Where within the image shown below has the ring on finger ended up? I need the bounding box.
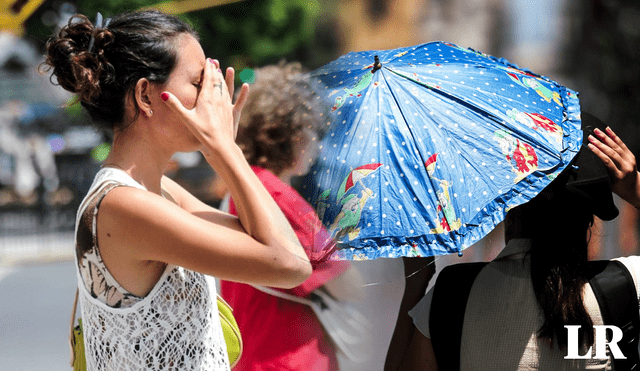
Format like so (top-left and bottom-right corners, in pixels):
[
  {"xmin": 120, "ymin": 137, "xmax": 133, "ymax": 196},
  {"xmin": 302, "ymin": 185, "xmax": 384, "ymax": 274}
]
[{"xmin": 213, "ymin": 83, "xmax": 224, "ymax": 95}]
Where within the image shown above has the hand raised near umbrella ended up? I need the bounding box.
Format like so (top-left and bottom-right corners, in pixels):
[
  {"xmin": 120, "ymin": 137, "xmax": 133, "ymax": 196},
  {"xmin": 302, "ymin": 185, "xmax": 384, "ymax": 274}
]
[{"xmin": 588, "ymin": 127, "xmax": 640, "ymax": 208}]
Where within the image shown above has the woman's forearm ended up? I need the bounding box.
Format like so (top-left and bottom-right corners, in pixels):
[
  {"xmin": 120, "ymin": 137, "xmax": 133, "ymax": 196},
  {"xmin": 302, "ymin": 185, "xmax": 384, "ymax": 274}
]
[{"xmin": 203, "ymin": 143, "xmax": 310, "ymax": 265}]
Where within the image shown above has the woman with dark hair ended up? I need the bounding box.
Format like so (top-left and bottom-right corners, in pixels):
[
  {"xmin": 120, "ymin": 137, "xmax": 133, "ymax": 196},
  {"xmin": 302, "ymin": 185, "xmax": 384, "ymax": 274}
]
[
  {"xmin": 42, "ymin": 10, "xmax": 311, "ymax": 370},
  {"xmin": 219, "ymin": 62, "xmax": 363, "ymax": 370},
  {"xmin": 395, "ymin": 114, "xmax": 640, "ymax": 370}
]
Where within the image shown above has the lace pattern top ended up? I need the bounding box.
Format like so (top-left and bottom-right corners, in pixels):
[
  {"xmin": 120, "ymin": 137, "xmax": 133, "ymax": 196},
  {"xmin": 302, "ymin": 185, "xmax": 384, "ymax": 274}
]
[{"xmin": 74, "ymin": 167, "xmax": 230, "ymax": 370}]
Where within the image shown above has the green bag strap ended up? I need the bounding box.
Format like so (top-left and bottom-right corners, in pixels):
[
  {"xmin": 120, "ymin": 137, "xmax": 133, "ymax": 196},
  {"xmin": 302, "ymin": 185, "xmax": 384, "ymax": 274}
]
[
  {"xmin": 69, "ymin": 288, "xmax": 79, "ymax": 367},
  {"xmin": 429, "ymin": 262, "xmax": 487, "ymax": 371},
  {"xmin": 69, "ymin": 288, "xmax": 87, "ymax": 371},
  {"xmin": 588, "ymin": 260, "xmax": 640, "ymax": 371}
]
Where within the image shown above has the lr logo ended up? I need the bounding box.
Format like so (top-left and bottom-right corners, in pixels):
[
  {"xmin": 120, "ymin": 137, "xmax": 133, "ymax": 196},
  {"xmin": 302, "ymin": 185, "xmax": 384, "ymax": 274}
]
[{"xmin": 564, "ymin": 325, "xmax": 626, "ymax": 359}]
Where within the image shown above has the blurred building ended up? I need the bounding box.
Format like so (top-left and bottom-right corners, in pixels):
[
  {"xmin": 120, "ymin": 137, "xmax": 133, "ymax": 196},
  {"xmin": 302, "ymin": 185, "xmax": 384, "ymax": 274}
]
[{"xmin": 332, "ymin": 0, "xmax": 507, "ymax": 58}]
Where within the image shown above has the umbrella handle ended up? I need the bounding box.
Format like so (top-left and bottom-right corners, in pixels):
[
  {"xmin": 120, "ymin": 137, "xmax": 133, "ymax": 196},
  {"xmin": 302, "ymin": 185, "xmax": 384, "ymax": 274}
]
[{"xmin": 372, "ymin": 55, "xmax": 382, "ymax": 73}]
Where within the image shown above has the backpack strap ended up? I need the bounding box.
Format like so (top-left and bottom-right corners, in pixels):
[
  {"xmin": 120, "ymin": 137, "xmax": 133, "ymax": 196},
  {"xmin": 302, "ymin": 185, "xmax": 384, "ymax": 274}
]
[
  {"xmin": 588, "ymin": 260, "xmax": 640, "ymax": 371},
  {"xmin": 429, "ymin": 262, "xmax": 487, "ymax": 371},
  {"xmin": 429, "ymin": 260, "xmax": 640, "ymax": 370}
]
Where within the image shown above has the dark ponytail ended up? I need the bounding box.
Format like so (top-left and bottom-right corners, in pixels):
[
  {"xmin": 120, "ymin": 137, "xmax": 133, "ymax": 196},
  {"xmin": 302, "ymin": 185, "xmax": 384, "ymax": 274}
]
[
  {"xmin": 41, "ymin": 10, "xmax": 198, "ymax": 131},
  {"xmin": 520, "ymin": 181, "xmax": 595, "ymax": 349}
]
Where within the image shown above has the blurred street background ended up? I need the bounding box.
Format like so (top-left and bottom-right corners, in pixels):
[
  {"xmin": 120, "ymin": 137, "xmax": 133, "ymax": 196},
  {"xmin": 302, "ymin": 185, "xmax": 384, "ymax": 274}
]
[{"xmin": 0, "ymin": 0, "xmax": 639, "ymax": 370}]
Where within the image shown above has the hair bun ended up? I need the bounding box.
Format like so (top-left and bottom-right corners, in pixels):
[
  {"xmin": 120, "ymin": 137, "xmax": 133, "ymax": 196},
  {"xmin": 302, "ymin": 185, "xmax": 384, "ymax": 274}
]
[
  {"xmin": 43, "ymin": 10, "xmax": 198, "ymax": 131},
  {"xmin": 42, "ymin": 14, "xmax": 115, "ymax": 104}
]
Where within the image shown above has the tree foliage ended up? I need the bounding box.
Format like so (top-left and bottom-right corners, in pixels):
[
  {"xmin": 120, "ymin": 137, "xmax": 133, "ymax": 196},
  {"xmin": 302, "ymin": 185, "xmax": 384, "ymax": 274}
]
[
  {"xmin": 189, "ymin": 0, "xmax": 322, "ymax": 69},
  {"xmin": 27, "ymin": 0, "xmax": 326, "ymax": 71}
]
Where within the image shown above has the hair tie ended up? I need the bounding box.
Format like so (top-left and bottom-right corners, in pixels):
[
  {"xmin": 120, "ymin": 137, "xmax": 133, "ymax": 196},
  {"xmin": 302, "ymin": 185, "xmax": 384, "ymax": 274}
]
[{"xmin": 88, "ymin": 12, "xmax": 111, "ymax": 53}]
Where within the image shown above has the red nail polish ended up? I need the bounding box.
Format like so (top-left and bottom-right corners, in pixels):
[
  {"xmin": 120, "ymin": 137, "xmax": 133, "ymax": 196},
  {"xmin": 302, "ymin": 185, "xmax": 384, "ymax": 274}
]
[
  {"xmin": 161, "ymin": 92, "xmax": 169, "ymax": 101},
  {"xmin": 208, "ymin": 58, "xmax": 215, "ymax": 64}
]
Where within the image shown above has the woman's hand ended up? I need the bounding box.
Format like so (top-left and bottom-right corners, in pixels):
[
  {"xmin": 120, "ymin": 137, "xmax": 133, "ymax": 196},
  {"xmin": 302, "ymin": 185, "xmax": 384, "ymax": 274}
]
[
  {"xmin": 220, "ymin": 63, "xmax": 250, "ymax": 139},
  {"xmin": 588, "ymin": 126, "xmax": 640, "ymax": 208},
  {"xmin": 210, "ymin": 59, "xmax": 250, "ymax": 139},
  {"xmin": 160, "ymin": 58, "xmax": 249, "ymax": 151}
]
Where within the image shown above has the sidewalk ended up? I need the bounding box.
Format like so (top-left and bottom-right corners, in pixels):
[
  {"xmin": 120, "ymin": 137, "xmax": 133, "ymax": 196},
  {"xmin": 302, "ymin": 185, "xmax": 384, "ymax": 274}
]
[{"xmin": 0, "ymin": 231, "xmax": 74, "ymax": 266}]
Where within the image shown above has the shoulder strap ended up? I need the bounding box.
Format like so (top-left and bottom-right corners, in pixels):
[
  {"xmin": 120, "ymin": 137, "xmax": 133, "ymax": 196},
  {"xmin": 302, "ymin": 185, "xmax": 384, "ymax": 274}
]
[
  {"xmin": 69, "ymin": 288, "xmax": 79, "ymax": 366},
  {"xmin": 588, "ymin": 260, "xmax": 640, "ymax": 371},
  {"xmin": 429, "ymin": 262, "xmax": 487, "ymax": 371},
  {"xmin": 250, "ymin": 284, "xmax": 315, "ymax": 306},
  {"xmin": 429, "ymin": 260, "xmax": 639, "ymax": 370}
]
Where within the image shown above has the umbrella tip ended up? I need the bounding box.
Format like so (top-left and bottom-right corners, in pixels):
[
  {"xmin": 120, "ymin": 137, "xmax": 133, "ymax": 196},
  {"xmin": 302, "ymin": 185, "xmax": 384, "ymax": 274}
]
[{"xmin": 372, "ymin": 55, "xmax": 382, "ymax": 73}]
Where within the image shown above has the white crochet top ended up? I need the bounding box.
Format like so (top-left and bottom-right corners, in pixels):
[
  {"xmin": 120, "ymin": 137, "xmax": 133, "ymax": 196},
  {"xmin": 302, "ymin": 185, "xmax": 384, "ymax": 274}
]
[{"xmin": 74, "ymin": 167, "xmax": 229, "ymax": 371}]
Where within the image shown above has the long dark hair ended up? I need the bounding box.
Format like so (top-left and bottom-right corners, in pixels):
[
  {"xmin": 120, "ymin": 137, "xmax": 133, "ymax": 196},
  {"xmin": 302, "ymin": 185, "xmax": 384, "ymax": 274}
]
[
  {"xmin": 515, "ymin": 176, "xmax": 595, "ymax": 349},
  {"xmin": 41, "ymin": 10, "xmax": 198, "ymax": 131}
]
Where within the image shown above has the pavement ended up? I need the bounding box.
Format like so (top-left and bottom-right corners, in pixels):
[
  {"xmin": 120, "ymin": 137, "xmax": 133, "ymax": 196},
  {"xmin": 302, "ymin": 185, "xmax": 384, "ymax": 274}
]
[
  {"xmin": 0, "ymin": 259, "xmax": 77, "ymax": 371},
  {"xmin": 0, "ymin": 231, "xmax": 75, "ymax": 370},
  {"xmin": 0, "ymin": 231, "xmax": 406, "ymax": 371},
  {"xmin": 0, "ymin": 231, "xmax": 75, "ymax": 266}
]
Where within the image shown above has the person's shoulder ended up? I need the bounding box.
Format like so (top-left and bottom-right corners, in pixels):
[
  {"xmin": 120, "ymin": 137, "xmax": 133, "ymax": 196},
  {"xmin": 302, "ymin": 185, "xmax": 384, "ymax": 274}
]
[
  {"xmin": 100, "ymin": 185, "xmax": 165, "ymax": 215},
  {"xmin": 612, "ymin": 255, "xmax": 640, "ymax": 269},
  {"xmin": 612, "ymin": 256, "xmax": 640, "ymax": 292}
]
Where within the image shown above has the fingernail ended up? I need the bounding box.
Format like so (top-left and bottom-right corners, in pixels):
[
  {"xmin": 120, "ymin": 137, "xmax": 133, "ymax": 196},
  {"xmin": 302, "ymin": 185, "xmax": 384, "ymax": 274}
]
[
  {"xmin": 161, "ymin": 92, "xmax": 169, "ymax": 101},
  {"xmin": 594, "ymin": 128, "xmax": 603, "ymax": 135},
  {"xmin": 208, "ymin": 58, "xmax": 215, "ymax": 64},
  {"xmin": 588, "ymin": 135, "xmax": 596, "ymax": 142},
  {"xmin": 218, "ymin": 69, "xmax": 222, "ymax": 73}
]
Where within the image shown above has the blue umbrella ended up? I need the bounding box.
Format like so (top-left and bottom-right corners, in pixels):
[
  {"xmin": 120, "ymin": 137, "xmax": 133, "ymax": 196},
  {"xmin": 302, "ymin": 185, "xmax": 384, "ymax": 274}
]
[{"xmin": 304, "ymin": 41, "xmax": 582, "ymax": 260}]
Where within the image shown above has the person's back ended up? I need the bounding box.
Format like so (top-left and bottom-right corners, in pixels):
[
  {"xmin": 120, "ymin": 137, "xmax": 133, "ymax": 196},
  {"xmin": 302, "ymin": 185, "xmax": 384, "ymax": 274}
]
[
  {"xmin": 221, "ymin": 167, "xmax": 345, "ymax": 371},
  {"xmin": 401, "ymin": 114, "xmax": 640, "ymax": 370},
  {"xmin": 460, "ymin": 242, "xmax": 636, "ymax": 370}
]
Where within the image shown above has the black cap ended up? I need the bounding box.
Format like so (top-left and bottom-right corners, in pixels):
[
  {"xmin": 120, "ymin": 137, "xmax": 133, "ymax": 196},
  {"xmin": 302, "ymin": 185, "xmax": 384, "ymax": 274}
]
[{"xmin": 562, "ymin": 112, "xmax": 619, "ymax": 221}]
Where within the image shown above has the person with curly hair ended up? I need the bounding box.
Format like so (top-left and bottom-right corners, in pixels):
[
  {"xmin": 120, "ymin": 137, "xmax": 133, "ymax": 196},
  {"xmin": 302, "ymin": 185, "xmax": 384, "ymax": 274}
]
[
  {"xmin": 42, "ymin": 10, "xmax": 311, "ymax": 371},
  {"xmin": 220, "ymin": 62, "xmax": 363, "ymax": 371}
]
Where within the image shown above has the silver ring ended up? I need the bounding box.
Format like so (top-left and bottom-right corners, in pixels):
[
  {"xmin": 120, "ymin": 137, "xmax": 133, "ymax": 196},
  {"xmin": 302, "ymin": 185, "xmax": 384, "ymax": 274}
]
[{"xmin": 213, "ymin": 83, "xmax": 223, "ymax": 95}]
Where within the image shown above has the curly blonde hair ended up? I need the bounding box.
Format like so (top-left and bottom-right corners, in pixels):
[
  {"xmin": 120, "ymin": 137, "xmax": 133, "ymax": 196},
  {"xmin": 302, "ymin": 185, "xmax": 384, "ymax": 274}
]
[{"xmin": 236, "ymin": 62, "xmax": 326, "ymax": 175}]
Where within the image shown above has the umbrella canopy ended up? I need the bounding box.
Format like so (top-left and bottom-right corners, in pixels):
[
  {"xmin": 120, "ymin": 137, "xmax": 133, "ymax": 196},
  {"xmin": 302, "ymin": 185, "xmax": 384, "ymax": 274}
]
[{"xmin": 305, "ymin": 41, "xmax": 582, "ymax": 260}]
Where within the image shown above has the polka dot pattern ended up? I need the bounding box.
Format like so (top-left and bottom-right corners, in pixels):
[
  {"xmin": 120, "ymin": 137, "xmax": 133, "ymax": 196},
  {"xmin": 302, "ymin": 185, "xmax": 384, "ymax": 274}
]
[{"xmin": 305, "ymin": 41, "xmax": 582, "ymax": 260}]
